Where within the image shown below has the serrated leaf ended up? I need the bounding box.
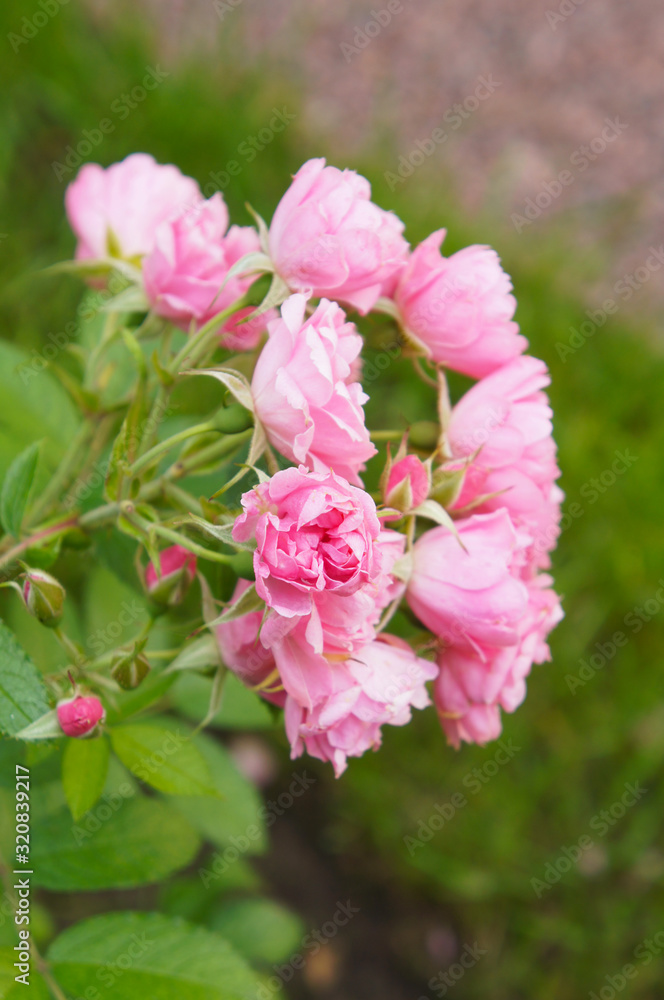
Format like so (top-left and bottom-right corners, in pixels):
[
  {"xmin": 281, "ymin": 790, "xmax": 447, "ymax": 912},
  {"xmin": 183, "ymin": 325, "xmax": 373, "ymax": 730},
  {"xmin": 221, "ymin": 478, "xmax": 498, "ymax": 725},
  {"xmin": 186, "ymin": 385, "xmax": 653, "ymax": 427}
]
[
  {"xmin": 48, "ymin": 911, "xmax": 262, "ymax": 1000},
  {"xmin": 0, "ymin": 622, "xmax": 51, "ymax": 736},
  {"xmin": 0, "ymin": 440, "xmax": 40, "ymax": 537},
  {"xmin": 31, "ymin": 796, "xmax": 199, "ymax": 890},
  {"xmin": 110, "ymin": 722, "xmax": 218, "ymax": 797},
  {"xmin": 62, "ymin": 734, "xmax": 110, "ymax": 821}
]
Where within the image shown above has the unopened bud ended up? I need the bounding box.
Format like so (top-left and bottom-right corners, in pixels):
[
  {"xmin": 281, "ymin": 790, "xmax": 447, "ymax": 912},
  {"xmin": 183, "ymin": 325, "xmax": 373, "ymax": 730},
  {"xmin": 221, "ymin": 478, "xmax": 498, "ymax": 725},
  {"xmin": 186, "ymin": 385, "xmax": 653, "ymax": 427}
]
[
  {"xmin": 57, "ymin": 695, "xmax": 105, "ymax": 738},
  {"xmin": 111, "ymin": 649, "xmax": 151, "ymax": 690},
  {"xmin": 430, "ymin": 464, "xmax": 466, "ymax": 508},
  {"xmin": 145, "ymin": 545, "xmax": 196, "ymax": 606},
  {"xmin": 384, "ymin": 455, "xmax": 430, "ymax": 513},
  {"xmin": 22, "ymin": 569, "xmax": 65, "ymax": 628}
]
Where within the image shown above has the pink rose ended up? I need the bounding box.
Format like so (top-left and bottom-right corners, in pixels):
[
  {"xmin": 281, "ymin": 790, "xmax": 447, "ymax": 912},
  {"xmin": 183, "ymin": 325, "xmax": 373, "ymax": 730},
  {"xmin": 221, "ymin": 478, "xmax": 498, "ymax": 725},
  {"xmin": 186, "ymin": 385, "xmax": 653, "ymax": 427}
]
[
  {"xmin": 146, "ymin": 545, "xmax": 197, "ymax": 606},
  {"xmin": 251, "ymin": 295, "xmax": 376, "ymax": 485},
  {"xmin": 143, "ymin": 200, "xmax": 269, "ymax": 346},
  {"xmin": 395, "ymin": 230, "xmax": 527, "ymax": 378},
  {"xmin": 216, "ymin": 580, "xmax": 285, "ymax": 706},
  {"xmin": 57, "ymin": 695, "xmax": 105, "ymax": 738},
  {"xmin": 407, "ymin": 511, "xmax": 531, "ymax": 650},
  {"xmin": 233, "ymin": 466, "xmax": 381, "ymax": 623},
  {"xmin": 269, "ymin": 158, "xmax": 409, "ymax": 314},
  {"xmin": 434, "ymin": 575, "xmax": 563, "ymax": 747},
  {"xmin": 65, "ymin": 153, "xmax": 202, "ymax": 261},
  {"xmin": 284, "ymin": 635, "xmax": 437, "ymax": 776},
  {"xmin": 448, "ymin": 357, "xmax": 563, "ymax": 568}
]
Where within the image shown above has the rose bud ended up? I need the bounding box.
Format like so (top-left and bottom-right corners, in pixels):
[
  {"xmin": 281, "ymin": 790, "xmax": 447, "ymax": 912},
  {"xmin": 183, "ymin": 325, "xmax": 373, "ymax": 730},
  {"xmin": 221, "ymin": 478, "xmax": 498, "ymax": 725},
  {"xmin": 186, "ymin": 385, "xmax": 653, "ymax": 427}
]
[
  {"xmin": 111, "ymin": 649, "xmax": 151, "ymax": 690},
  {"xmin": 383, "ymin": 454, "xmax": 430, "ymax": 514},
  {"xmin": 145, "ymin": 545, "xmax": 197, "ymax": 606},
  {"xmin": 22, "ymin": 569, "xmax": 65, "ymax": 628},
  {"xmin": 57, "ymin": 695, "xmax": 105, "ymax": 738}
]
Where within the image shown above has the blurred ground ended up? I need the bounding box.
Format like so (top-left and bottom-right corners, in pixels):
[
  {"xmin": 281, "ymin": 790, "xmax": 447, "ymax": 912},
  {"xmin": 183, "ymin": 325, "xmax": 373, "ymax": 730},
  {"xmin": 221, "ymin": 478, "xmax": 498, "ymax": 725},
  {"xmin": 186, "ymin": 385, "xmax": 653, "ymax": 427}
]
[{"xmin": 89, "ymin": 0, "xmax": 664, "ymax": 315}]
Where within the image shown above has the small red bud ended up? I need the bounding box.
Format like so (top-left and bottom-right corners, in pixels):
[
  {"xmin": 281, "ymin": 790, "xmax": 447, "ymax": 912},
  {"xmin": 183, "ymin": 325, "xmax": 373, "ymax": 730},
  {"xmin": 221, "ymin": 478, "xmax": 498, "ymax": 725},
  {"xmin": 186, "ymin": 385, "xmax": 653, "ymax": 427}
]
[{"xmin": 57, "ymin": 695, "xmax": 105, "ymax": 738}]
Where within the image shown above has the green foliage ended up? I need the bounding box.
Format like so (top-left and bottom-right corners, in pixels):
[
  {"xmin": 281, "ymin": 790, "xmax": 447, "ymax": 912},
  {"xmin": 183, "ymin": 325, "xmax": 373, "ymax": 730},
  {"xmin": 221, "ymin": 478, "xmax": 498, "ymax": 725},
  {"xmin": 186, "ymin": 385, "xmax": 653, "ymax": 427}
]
[
  {"xmin": 0, "ymin": 441, "xmax": 40, "ymax": 537},
  {"xmin": 47, "ymin": 911, "xmax": 264, "ymax": 999},
  {"xmin": 169, "ymin": 729, "xmax": 267, "ymax": 853},
  {"xmin": 31, "ymin": 795, "xmax": 200, "ymax": 891},
  {"xmin": 109, "ymin": 721, "xmax": 218, "ymax": 797},
  {"xmin": 62, "ymin": 734, "xmax": 110, "ymax": 820},
  {"xmin": 0, "ymin": 621, "xmax": 51, "ymax": 735},
  {"xmin": 209, "ymin": 898, "xmax": 304, "ymax": 965}
]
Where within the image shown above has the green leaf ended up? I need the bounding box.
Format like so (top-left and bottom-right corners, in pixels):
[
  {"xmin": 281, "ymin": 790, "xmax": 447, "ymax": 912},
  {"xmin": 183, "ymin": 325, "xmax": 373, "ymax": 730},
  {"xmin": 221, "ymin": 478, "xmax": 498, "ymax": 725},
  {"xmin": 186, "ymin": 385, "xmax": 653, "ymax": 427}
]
[
  {"xmin": 0, "ymin": 341, "xmax": 80, "ymax": 483},
  {"xmin": 62, "ymin": 734, "xmax": 110, "ymax": 821},
  {"xmin": 169, "ymin": 729, "xmax": 267, "ymax": 853},
  {"xmin": 0, "ymin": 440, "xmax": 40, "ymax": 537},
  {"xmin": 0, "ymin": 948, "xmax": 50, "ymax": 998},
  {"xmin": 164, "ymin": 635, "xmax": 219, "ymax": 675},
  {"xmin": 205, "ymin": 583, "xmax": 263, "ymax": 629},
  {"xmin": 209, "ymin": 898, "xmax": 304, "ymax": 964},
  {"xmin": 0, "ymin": 621, "xmax": 51, "ymax": 736},
  {"xmin": 48, "ymin": 911, "xmax": 262, "ymax": 1000},
  {"xmin": 14, "ymin": 709, "xmax": 61, "ymax": 741},
  {"xmin": 171, "ymin": 672, "xmax": 274, "ymax": 731},
  {"xmin": 31, "ymin": 796, "xmax": 199, "ymax": 890},
  {"xmin": 110, "ymin": 721, "xmax": 218, "ymax": 797}
]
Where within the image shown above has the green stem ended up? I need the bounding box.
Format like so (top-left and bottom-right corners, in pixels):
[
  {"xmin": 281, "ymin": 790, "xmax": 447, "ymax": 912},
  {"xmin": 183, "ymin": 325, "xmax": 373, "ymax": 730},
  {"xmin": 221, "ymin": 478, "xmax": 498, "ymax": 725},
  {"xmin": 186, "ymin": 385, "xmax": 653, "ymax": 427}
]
[
  {"xmin": 0, "ymin": 517, "xmax": 78, "ymax": 574},
  {"xmin": 169, "ymin": 297, "xmax": 246, "ymax": 374},
  {"xmin": 167, "ymin": 428, "xmax": 252, "ymax": 480},
  {"xmin": 27, "ymin": 421, "xmax": 94, "ymax": 526},
  {"xmin": 370, "ymin": 429, "xmax": 406, "ymax": 442},
  {"xmin": 145, "ymin": 522, "xmax": 237, "ymax": 565},
  {"xmin": 128, "ymin": 421, "xmax": 218, "ymax": 477}
]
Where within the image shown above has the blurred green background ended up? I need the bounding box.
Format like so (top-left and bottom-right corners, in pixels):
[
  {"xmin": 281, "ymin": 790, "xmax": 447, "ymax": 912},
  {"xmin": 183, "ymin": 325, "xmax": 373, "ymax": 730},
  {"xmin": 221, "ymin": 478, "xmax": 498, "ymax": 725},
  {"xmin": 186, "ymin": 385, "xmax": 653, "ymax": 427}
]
[{"xmin": 1, "ymin": 2, "xmax": 663, "ymax": 998}]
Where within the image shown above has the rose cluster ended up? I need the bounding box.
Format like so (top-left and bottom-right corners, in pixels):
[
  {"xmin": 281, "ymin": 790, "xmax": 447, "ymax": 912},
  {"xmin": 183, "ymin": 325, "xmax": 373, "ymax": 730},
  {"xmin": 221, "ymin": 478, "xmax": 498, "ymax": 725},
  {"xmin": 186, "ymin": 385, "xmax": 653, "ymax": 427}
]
[{"xmin": 65, "ymin": 153, "xmax": 562, "ymax": 772}]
